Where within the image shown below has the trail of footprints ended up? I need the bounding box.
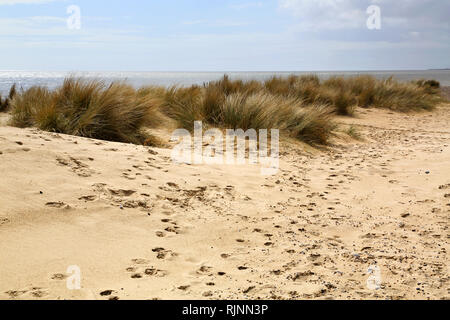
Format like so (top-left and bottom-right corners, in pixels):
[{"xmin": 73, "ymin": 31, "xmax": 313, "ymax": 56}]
[{"xmin": 3, "ymin": 109, "xmax": 449, "ymax": 300}]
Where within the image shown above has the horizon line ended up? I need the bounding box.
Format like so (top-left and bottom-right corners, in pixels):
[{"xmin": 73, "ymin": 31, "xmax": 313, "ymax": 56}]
[{"xmin": 1, "ymin": 68, "xmax": 449, "ymax": 73}]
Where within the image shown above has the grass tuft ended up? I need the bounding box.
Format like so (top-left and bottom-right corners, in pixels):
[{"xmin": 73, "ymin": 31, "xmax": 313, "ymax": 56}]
[
  {"xmin": 10, "ymin": 78, "xmax": 158, "ymax": 144},
  {"xmin": 345, "ymin": 125, "xmax": 363, "ymax": 141},
  {"xmin": 286, "ymin": 105, "xmax": 337, "ymax": 145},
  {"xmin": 0, "ymin": 84, "xmax": 18, "ymax": 112}
]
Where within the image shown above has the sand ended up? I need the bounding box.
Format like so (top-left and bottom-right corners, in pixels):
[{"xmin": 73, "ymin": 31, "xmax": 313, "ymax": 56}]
[{"xmin": 0, "ymin": 104, "xmax": 449, "ymax": 300}]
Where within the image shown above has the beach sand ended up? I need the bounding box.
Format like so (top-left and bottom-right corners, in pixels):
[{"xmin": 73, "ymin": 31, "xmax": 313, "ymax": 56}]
[{"xmin": 0, "ymin": 103, "xmax": 449, "ymax": 300}]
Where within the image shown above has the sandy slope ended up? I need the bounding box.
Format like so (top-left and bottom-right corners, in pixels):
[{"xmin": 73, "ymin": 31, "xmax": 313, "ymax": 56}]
[{"xmin": 0, "ymin": 105, "xmax": 449, "ymax": 300}]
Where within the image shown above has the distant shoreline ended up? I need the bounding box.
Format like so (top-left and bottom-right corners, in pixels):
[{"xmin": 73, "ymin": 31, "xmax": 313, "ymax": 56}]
[
  {"xmin": 441, "ymin": 86, "xmax": 450, "ymax": 100},
  {"xmin": 2, "ymin": 69, "xmax": 450, "ymax": 73},
  {"xmin": 1, "ymin": 70, "xmax": 450, "ymax": 94}
]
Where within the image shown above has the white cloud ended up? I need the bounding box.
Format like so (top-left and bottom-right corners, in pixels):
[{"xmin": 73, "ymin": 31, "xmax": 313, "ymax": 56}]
[
  {"xmin": 279, "ymin": 0, "xmax": 450, "ymax": 31},
  {"xmin": 279, "ymin": 0, "xmax": 366, "ymax": 31}
]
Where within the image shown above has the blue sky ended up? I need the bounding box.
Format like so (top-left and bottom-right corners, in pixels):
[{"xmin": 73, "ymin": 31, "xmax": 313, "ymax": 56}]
[{"xmin": 0, "ymin": 0, "xmax": 449, "ymax": 71}]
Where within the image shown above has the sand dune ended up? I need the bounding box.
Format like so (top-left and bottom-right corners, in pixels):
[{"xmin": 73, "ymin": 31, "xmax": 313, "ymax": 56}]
[{"xmin": 0, "ymin": 105, "xmax": 449, "ymax": 300}]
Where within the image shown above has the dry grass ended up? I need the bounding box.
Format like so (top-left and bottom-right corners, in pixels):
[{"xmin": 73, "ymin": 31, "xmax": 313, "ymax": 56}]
[
  {"xmin": 285, "ymin": 105, "xmax": 337, "ymax": 145},
  {"xmin": 261, "ymin": 74, "xmax": 441, "ymax": 115},
  {"xmin": 345, "ymin": 125, "xmax": 363, "ymax": 141},
  {"xmin": 10, "ymin": 78, "xmax": 158, "ymax": 144},
  {"xmin": 158, "ymin": 86, "xmax": 204, "ymax": 130},
  {"xmin": 370, "ymin": 78, "xmax": 441, "ymax": 111},
  {"xmin": 0, "ymin": 84, "xmax": 17, "ymax": 112},
  {"xmin": 156, "ymin": 84, "xmax": 337, "ymax": 145},
  {"xmin": 148, "ymin": 74, "xmax": 441, "ymax": 145},
  {"xmin": 0, "ymin": 96, "xmax": 9, "ymax": 112},
  {"xmin": 7, "ymin": 74, "xmax": 442, "ymax": 147}
]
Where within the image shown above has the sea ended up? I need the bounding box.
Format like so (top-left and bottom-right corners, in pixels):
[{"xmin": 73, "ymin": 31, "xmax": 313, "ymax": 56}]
[{"xmin": 1, "ymin": 70, "xmax": 450, "ymax": 95}]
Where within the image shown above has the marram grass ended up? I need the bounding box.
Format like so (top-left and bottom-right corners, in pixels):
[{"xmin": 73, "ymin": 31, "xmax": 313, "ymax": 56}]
[
  {"xmin": 7, "ymin": 75, "xmax": 443, "ymax": 147},
  {"xmin": 0, "ymin": 84, "xmax": 17, "ymax": 112},
  {"xmin": 10, "ymin": 78, "xmax": 158, "ymax": 145}
]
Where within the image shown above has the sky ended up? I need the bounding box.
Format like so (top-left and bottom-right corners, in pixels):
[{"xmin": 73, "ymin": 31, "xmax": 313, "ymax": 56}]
[{"xmin": 0, "ymin": 0, "xmax": 449, "ymax": 71}]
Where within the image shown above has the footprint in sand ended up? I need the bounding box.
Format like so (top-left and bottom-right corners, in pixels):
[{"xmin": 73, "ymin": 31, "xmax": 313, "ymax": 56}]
[
  {"xmin": 156, "ymin": 231, "xmax": 166, "ymax": 238},
  {"xmin": 121, "ymin": 200, "xmax": 150, "ymax": 209},
  {"xmin": 45, "ymin": 201, "xmax": 69, "ymax": 209},
  {"xmin": 5, "ymin": 290, "xmax": 28, "ymax": 298},
  {"xmin": 0, "ymin": 217, "xmax": 10, "ymax": 226},
  {"xmin": 78, "ymin": 195, "xmax": 97, "ymax": 202},
  {"xmin": 203, "ymin": 291, "xmax": 214, "ymax": 297},
  {"xmin": 51, "ymin": 273, "xmax": 68, "ymax": 280},
  {"xmin": 178, "ymin": 285, "xmax": 190, "ymax": 291},
  {"xmin": 152, "ymin": 247, "xmax": 178, "ymax": 260},
  {"xmin": 99, "ymin": 290, "xmax": 120, "ymax": 300},
  {"xmin": 6, "ymin": 287, "xmax": 48, "ymax": 299},
  {"xmin": 1, "ymin": 147, "xmax": 31, "ymax": 154},
  {"xmin": 161, "ymin": 219, "xmax": 181, "ymax": 234},
  {"xmin": 56, "ymin": 156, "xmax": 93, "ymax": 177},
  {"xmin": 167, "ymin": 182, "xmax": 180, "ymax": 189},
  {"xmin": 122, "ymin": 172, "xmax": 137, "ymax": 180},
  {"xmin": 100, "ymin": 290, "xmax": 115, "ymax": 296},
  {"xmin": 164, "ymin": 225, "xmax": 181, "ymax": 235},
  {"xmin": 108, "ymin": 189, "xmax": 137, "ymax": 197},
  {"xmin": 197, "ymin": 266, "xmax": 213, "ymax": 276},
  {"xmin": 126, "ymin": 258, "xmax": 168, "ymax": 279}
]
